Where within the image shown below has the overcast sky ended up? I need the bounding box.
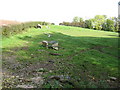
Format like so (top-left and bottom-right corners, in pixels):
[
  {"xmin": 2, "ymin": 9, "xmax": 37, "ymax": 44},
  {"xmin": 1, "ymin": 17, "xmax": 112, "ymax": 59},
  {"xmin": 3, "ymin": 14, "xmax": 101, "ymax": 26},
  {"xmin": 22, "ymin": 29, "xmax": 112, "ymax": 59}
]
[{"xmin": 0, "ymin": 0, "xmax": 119, "ymax": 24}]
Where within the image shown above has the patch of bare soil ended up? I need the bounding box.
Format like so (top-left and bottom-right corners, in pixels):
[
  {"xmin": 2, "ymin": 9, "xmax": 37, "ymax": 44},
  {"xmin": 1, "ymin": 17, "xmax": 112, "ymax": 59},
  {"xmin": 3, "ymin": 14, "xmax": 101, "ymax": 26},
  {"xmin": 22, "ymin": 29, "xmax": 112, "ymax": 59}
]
[
  {"xmin": 0, "ymin": 20, "xmax": 21, "ymax": 26},
  {"xmin": 2, "ymin": 47, "xmax": 55, "ymax": 88}
]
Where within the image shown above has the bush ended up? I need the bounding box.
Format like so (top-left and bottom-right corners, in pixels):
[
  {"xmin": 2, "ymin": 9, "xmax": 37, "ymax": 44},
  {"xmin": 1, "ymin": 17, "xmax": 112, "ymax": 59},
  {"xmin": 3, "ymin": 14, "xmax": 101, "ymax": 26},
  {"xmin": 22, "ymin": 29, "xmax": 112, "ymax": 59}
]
[
  {"xmin": 85, "ymin": 20, "xmax": 93, "ymax": 29},
  {"xmin": 1, "ymin": 21, "xmax": 50, "ymax": 37},
  {"xmin": 51, "ymin": 23, "xmax": 55, "ymax": 25}
]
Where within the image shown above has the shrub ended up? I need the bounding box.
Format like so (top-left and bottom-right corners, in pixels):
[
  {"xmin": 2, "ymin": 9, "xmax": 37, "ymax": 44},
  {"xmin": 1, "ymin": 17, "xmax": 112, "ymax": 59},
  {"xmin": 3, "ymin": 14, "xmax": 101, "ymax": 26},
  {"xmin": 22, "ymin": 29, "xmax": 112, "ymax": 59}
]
[
  {"xmin": 85, "ymin": 20, "xmax": 93, "ymax": 29},
  {"xmin": 51, "ymin": 23, "xmax": 55, "ymax": 25},
  {"xmin": 1, "ymin": 21, "xmax": 50, "ymax": 37}
]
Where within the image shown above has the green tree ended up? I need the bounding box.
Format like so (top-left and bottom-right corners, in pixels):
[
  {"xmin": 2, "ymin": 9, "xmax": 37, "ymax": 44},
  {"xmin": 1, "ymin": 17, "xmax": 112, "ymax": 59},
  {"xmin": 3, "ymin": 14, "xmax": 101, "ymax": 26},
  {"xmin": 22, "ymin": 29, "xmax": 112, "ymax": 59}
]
[
  {"xmin": 93, "ymin": 15, "xmax": 107, "ymax": 30},
  {"xmin": 73, "ymin": 16, "xmax": 79, "ymax": 22},
  {"xmin": 103, "ymin": 15, "xmax": 107, "ymax": 19},
  {"xmin": 113, "ymin": 17, "xmax": 119, "ymax": 32},
  {"xmin": 85, "ymin": 19, "xmax": 93, "ymax": 29},
  {"xmin": 106, "ymin": 19, "xmax": 115, "ymax": 31},
  {"xmin": 114, "ymin": 21, "xmax": 119, "ymax": 32},
  {"xmin": 102, "ymin": 22, "xmax": 107, "ymax": 31},
  {"xmin": 79, "ymin": 18, "xmax": 84, "ymax": 22}
]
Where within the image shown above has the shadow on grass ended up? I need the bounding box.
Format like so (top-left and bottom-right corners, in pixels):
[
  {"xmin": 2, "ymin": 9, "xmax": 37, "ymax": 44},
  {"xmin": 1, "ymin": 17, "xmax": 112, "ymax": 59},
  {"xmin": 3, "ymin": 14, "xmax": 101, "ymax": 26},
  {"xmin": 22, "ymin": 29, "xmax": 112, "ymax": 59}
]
[
  {"xmin": 2, "ymin": 32, "xmax": 119, "ymax": 88},
  {"xmin": 108, "ymin": 35, "xmax": 118, "ymax": 37}
]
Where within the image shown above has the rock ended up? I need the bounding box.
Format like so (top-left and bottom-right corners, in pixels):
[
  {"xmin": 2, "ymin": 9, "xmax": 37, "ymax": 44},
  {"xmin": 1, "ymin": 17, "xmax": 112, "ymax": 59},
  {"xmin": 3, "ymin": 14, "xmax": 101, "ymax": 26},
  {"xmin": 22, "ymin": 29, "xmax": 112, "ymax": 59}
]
[
  {"xmin": 37, "ymin": 68, "xmax": 47, "ymax": 72},
  {"xmin": 41, "ymin": 40, "xmax": 59, "ymax": 50},
  {"xmin": 49, "ymin": 53, "xmax": 62, "ymax": 56},
  {"xmin": 48, "ymin": 41, "xmax": 58, "ymax": 49},
  {"xmin": 37, "ymin": 72, "xmax": 43, "ymax": 74},
  {"xmin": 46, "ymin": 26, "xmax": 50, "ymax": 29},
  {"xmin": 48, "ymin": 60, "xmax": 54, "ymax": 63},
  {"xmin": 16, "ymin": 85, "xmax": 34, "ymax": 88},
  {"xmin": 109, "ymin": 76, "xmax": 117, "ymax": 81},
  {"xmin": 49, "ymin": 76, "xmax": 61, "ymax": 80},
  {"xmin": 11, "ymin": 76, "xmax": 15, "ymax": 78},
  {"xmin": 48, "ymin": 34, "xmax": 51, "ymax": 37},
  {"xmin": 19, "ymin": 80, "xmax": 23, "ymax": 82},
  {"xmin": 24, "ymin": 79, "xmax": 32, "ymax": 82},
  {"xmin": 31, "ymin": 54, "xmax": 33, "ymax": 55},
  {"xmin": 38, "ymin": 49, "xmax": 45, "ymax": 52},
  {"xmin": 49, "ymin": 70, "xmax": 52, "ymax": 73},
  {"xmin": 107, "ymin": 80, "xmax": 111, "ymax": 82},
  {"xmin": 16, "ymin": 76, "xmax": 19, "ymax": 78},
  {"xmin": 36, "ymin": 24, "xmax": 42, "ymax": 29},
  {"xmin": 31, "ymin": 77, "xmax": 44, "ymax": 85},
  {"xmin": 19, "ymin": 78, "xmax": 24, "ymax": 80},
  {"xmin": 44, "ymin": 33, "xmax": 51, "ymax": 37},
  {"xmin": 49, "ymin": 75, "xmax": 70, "ymax": 81},
  {"xmin": 42, "ymin": 41, "xmax": 48, "ymax": 47}
]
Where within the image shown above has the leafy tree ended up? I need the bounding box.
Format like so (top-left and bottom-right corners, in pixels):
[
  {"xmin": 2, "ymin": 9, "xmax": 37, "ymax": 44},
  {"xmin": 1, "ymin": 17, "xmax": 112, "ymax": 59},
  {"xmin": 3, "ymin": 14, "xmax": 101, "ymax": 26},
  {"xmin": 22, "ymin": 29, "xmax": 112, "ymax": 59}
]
[
  {"xmin": 105, "ymin": 19, "xmax": 115, "ymax": 31},
  {"xmin": 73, "ymin": 16, "xmax": 79, "ymax": 22},
  {"xmin": 85, "ymin": 19, "xmax": 93, "ymax": 29},
  {"xmin": 93, "ymin": 15, "xmax": 107, "ymax": 30},
  {"xmin": 103, "ymin": 15, "xmax": 107, "ymax": 19},
  {"xmin": 62, "ymin": 15, "xmax": 118, "ymax": 32},
  {"xmin": 102, "ymin": 22, "xmax": 107, "ymax": 31},
  {"xmin": 62, "ymin": 22, "xmax": 70, "ymax": 26},
  {"xmin": 112, "ymin": 17, "xmax": 119, "ymax": 32},
  {"xmin": 114, "ymin": 21, "xmax": 119, "ymax": 32},
  {"xmin": 79, "ymin": 18, "xmax": 84, "ymax": 22}
]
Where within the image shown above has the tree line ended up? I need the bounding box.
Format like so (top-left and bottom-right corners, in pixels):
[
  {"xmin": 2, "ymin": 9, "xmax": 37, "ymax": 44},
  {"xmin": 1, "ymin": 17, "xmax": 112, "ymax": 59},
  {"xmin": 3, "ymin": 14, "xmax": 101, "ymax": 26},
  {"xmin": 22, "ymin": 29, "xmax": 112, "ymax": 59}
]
[{"xmin": 59, "ymin": 15, "xmax": 119, "ymax": 32}]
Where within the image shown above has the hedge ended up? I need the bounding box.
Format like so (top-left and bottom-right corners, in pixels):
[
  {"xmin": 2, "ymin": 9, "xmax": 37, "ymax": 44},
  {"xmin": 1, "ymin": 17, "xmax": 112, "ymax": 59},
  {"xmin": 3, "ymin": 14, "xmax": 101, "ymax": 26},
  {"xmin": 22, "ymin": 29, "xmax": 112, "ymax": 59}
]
[{"xmin": 1, "ymin": 21, "xmax": 50, "ymax": 37}]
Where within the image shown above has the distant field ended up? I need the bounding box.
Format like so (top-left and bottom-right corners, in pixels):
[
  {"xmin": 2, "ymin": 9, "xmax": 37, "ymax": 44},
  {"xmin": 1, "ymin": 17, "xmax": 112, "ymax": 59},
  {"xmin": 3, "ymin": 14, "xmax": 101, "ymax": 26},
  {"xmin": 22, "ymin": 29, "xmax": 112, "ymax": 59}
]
[
  {"xmin": 0, "ymin": 20, "xmax": 21, "ymax": 26},
  {"xmin": 2, "ymin": 25, "xmax": 119, "ymax": 88}
]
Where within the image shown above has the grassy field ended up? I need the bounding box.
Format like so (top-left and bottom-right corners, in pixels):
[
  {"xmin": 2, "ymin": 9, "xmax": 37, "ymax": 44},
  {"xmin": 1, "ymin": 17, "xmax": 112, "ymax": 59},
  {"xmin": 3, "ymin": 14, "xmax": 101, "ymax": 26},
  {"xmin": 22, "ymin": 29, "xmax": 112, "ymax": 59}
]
[{"xmin": 2, "ymin": 25, "xmax": 119, "ymax": 88}]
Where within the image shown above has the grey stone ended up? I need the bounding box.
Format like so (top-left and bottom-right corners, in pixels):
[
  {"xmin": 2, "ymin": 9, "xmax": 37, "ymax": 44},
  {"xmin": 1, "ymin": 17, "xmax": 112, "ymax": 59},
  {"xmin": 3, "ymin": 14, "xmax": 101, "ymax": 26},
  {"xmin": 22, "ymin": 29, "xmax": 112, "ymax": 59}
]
[
  {"xmin": 109, "ymin": 76, "xmax": 117, "ymax": 81},
  {"xmin": 44, "ymin": 33, "xmax": 51, "ymax": 37},
  {"xmin": 49, "ymin": 53, "xmax": 62, "ymax": 56},
  {"xmin": 49, "ymin": 75, "xmax": 70, "ymax": 81},
  {"xmin": 16, "ymin": 85, "xmax": 34, "ymax": 88},
  {"xmin": 31, "ymin": 76, "xmax": 44, "ymax": 85},
  {"xmin": 36, "ymin": 24, "xmax": 42, "ymax": 29},
  {"xmin": 42, "ymin": 40, "xmax": 59, "ymax": 50}
]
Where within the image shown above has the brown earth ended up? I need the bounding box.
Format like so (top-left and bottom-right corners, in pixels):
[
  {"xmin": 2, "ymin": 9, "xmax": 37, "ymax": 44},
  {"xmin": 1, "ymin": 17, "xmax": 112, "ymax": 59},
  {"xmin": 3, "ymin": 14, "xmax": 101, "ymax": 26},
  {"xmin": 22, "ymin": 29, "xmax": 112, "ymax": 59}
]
[{"xmin": 0, "ymin": 20, "xmax": 21, "ymax": 26}]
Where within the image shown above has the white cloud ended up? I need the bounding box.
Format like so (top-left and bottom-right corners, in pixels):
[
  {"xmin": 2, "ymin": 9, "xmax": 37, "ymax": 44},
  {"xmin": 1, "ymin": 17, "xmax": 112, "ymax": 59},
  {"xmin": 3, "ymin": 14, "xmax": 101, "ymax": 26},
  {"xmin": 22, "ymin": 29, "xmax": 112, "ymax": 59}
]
[{"xmin": 0, "ymin": 0, "xmax": 119, "ymax": 24}]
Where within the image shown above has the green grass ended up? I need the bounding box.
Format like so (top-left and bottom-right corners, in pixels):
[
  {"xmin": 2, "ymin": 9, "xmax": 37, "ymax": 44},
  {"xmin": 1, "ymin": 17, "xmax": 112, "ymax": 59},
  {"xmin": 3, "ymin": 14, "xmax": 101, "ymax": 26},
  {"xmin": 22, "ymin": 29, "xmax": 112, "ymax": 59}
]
[{"xmin": 2, "ymin": 25, "xmax": 119, "ymax": 88}]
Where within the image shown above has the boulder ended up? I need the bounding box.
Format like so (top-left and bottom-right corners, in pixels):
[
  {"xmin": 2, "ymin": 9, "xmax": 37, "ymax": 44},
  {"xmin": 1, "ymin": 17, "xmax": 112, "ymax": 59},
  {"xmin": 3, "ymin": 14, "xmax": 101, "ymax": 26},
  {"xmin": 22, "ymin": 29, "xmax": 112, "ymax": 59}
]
[
  {"xmin": 16, "ymin": 85, "xmax": 34, "ymax": 88},
  {"xmin": 42, "ymin": 41, "xmax": 59, "ymax": 50},
  {"xmin": 48, "ymin": 41, "xmax": 59, "ymax": 50},
  {"xmin": 44, "ymin": 33, "xmax": 51, "ymax": 37},
  {"xmin": 31, "ymin": 77, "xmax": 44, "ymax": 85},
  {"xmin": 109, "ymin": 76, "xmax": 117, "ymax": 81},
  {"xmin": 35, "ymin": 24, "xmax": 42, "ymax": 29}
]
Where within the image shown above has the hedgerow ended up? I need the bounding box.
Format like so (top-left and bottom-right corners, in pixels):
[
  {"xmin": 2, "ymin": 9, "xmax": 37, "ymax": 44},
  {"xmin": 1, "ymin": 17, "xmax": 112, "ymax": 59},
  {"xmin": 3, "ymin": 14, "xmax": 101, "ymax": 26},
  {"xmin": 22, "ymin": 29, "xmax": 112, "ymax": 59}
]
[{"xmin": 1, "ymin": 21, "xmax": 50, "ymax": 37}]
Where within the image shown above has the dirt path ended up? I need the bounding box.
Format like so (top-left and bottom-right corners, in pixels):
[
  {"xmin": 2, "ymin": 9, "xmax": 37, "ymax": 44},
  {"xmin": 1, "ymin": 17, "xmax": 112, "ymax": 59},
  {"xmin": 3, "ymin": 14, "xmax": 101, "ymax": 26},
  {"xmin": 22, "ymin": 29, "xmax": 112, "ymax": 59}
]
[{"xmin": 2, "ymin": 48, "xmax": 55, "ymax": 88}]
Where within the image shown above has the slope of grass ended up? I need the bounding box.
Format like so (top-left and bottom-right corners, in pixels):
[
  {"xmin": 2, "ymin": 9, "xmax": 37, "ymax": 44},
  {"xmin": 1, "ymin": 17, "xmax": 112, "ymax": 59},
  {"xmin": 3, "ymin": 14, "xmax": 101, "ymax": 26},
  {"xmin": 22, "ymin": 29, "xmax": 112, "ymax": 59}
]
[{"xmin": 2, "ymin": 25, "xmax": 119, "ymax": 88}]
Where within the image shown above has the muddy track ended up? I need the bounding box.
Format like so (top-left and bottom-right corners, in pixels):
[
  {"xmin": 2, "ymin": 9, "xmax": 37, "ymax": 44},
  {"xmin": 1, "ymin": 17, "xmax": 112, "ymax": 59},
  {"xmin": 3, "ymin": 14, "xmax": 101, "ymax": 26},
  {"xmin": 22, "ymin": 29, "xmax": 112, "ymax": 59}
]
[{"xmin": 2, "ymin": 48, "xmax": 56, "ymax": 88}]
